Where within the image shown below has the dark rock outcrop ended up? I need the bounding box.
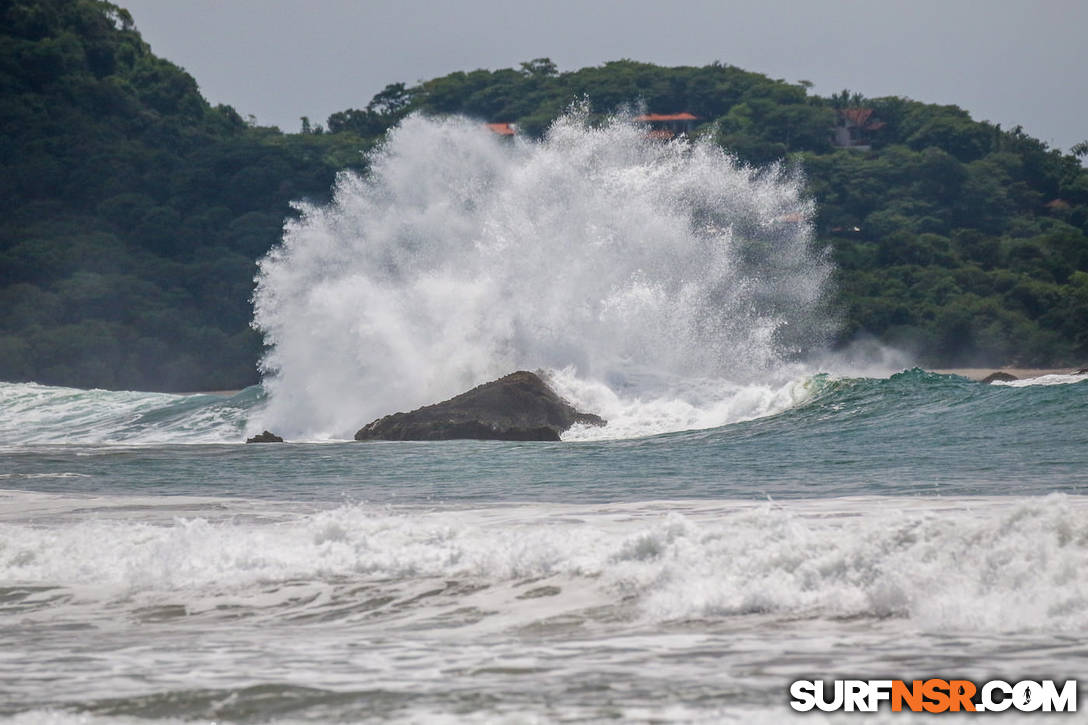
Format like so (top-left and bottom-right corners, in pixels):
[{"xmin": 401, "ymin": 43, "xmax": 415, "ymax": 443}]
[
  {"xmin": 354, "ymin": 371, "xmax": 605, "ymax": 442},
  {"xmin": 246, "ymin": 430, "xmax": 284, "ymax": 443},
  {"xmin": 980, "ymin": 371, "xmax": 1018, "ymax": 384},
  {"xmin": 1077, "ymin": 368, "xmax": 1088, "ymax": 374}
]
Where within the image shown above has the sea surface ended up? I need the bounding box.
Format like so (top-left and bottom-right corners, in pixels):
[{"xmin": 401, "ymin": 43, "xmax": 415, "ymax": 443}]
[{"xmin": 1, "ymin": 369, "xmax": 1086, "ymax": 723}]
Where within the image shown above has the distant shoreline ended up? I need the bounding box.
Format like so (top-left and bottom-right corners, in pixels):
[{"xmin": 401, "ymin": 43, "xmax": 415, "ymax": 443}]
[{"xmin": 928, "ymin": 367, "xmax": 1084, "ymax": 381}]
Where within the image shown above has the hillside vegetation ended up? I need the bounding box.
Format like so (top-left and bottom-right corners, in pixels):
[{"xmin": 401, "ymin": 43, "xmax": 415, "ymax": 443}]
[
  {"xmin": 2, "ymin": 0, "xmax": 1086, "ymax": 391},
  {"xmin": 0, "ymin": 0, "xmax": 372, "ymax": 390}
]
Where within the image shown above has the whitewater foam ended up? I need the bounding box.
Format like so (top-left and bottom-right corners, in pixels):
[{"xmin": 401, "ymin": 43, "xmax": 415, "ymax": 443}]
[
  {"xmin": 3, "ymin": 491, "xmax": 1085, "ymax": 633},
  {"xmin": 548, "ymin": 367, "xmax": 824, "ymax": 440},
  {"xmin": 252, "ymin": 111, "xmax": 835, "ymax": 439}
]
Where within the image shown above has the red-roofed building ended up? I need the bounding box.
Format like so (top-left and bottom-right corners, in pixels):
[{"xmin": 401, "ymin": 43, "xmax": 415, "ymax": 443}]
[
  {"xmin": 485, "ymin": 122, "xmax": 517, "ymax": 137},
  {"xmin": 633, "ymin": 112, "xmax": 700, "ymax": 139},
  {"xmin": 832, "ymin": 108, "xmax": 885, "ymax": 150}
]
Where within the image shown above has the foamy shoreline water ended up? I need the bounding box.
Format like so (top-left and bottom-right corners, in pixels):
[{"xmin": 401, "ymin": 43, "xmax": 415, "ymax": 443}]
[
  {"xmin": 1, "ymin": 490, "xmax": 1085, "ymax": 723},
  {"xmin": 4, "ymin": 489, "xmax": 1085, "ymax": 632}
]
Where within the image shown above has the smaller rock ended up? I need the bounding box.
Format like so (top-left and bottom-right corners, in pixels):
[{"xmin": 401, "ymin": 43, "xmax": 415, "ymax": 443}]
[
  {"xmin": 980, "ymin": 371, "xmax": 1018, "ymax": 384},
  {"xmin": 1077, "ymin": 368, "xmax": 1088, "ymax": 374},
  {"xmin": 246, "ymin": 430, "xmax": 284, "ymax": 443}
]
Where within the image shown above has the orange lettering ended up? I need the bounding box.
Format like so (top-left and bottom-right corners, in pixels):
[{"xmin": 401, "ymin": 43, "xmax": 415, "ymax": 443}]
[
  {"xmin": 922, "ymin": 678, "xmax": 951, "ymax": 713},
  {"xmin": 892, "ymin": 680, "xmax": 924, "ymax": 712}
]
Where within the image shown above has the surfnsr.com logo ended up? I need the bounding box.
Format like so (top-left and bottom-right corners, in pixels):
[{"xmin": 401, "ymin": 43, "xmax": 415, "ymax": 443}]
[{"xmin": 789, "ymin": 679, "xmax": 1077, "ymax": 713}]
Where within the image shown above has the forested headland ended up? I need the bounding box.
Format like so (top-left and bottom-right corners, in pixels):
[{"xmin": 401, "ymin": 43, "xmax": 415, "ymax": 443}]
[{"xmin": 3, "ymin": 0, "xmax": 1087, "ymax": 391}]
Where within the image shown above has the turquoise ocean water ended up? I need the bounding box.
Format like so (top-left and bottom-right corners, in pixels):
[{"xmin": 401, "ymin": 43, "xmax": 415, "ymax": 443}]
[{"xmin": 1, "ymin": 370, "xmax": 1086, "ymax": 723}]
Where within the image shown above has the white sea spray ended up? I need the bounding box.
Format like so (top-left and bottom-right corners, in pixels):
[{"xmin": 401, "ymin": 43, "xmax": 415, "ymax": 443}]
[{"xmin": 251, "ymin": 111, "xmax": 835, "ymax": 439}]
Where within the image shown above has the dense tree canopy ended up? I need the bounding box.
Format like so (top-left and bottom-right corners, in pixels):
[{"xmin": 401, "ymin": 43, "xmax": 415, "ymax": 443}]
[
  {"xmin": 2, "ymin": 0, "xmax": 1086, "ymax": 391},
  {"xmin": 0, "ymin": 0, "xmax": 373, "ymax": 390}
]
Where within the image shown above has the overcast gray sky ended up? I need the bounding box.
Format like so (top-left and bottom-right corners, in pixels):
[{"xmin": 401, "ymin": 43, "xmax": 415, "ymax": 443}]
[{"xmin": 122, "ymin": 0, "xmax": 1086, "ymax": 153}]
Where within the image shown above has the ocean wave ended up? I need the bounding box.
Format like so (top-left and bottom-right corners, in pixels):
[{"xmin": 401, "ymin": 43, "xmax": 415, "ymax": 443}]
[
  {"xmin": 0, "ymin": 382, "xmax": 261, "ymax": 445},
  {"xmin": 0, "ymin": 371, "xmax": 826, "ymax": 446},
  {"xmin": 0, "ymin": 366, "xmax": 1084, "ymax": 447},
  {"xmin": 2, "ymin": 494, "xmax": 1085, "ymax": 633}
]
